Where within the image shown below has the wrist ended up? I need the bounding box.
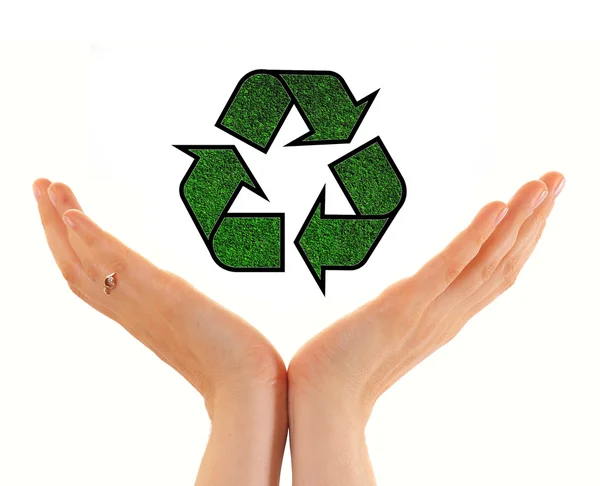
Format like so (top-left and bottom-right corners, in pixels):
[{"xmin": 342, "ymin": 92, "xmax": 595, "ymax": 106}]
[
  {"xmin": 206, "ymin": 371, "xmax": 287, "ymax": 421},
  {"xmin": 288, "ymin": 350, "xmax": 378, "ymax": 428},
  {"xmin": 288, "ymin": 383, "xmax": 376, "ymax": 486},
  {"xmin": 195, "ymin": 376, "xmax": 288, "ymax": 486},
  {"xmin": 288, "ymin": 371, "xmax": 371, "ymax": 430}
]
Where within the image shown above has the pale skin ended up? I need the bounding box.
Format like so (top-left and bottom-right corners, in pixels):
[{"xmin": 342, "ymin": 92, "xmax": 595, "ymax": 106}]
[{"xmin": 33, "ymin": 171, "xmax": 564, "ymax": 485}]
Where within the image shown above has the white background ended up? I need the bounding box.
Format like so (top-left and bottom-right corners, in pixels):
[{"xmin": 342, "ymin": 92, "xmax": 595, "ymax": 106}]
[{"xmin": 1, "ymin": 1, "xmax": 599, "ymax": 484}]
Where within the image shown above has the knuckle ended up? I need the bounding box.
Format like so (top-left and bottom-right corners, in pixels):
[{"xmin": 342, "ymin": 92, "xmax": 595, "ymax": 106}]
[
  {"xmin": 468, "ymin": 226, "xmax": 489, "ymax": 247},
  {"xmin": 502, "ymin": 272, "xmax": 518, "ymax": 290},
  {"xmin": 438, "ymin": 252, "xmax": 462, "ymax": 284},
  {"xmin": 444, "ymin": 260, "xmax": 462, "ymax": 283},
  {"xmin": 106, "ymin": 257, "xmax": 128, "ymax": 276},
  {"xmin": 405, "ymin": 320, "xmax": 440, "ymax": 353},
  {"xmin": 504, "ymin": 257, "xmax": 519, "ymax": 276},
  {"xmin": 481, "ymin": 262, "xmax": 497, "ymax": 282},
  {"xmin": 441, "ymin": 326, "xmax": 460, "ymax": 347},
  {"xmin": 499, "ymin": 257, "xmax": 521, "ymax": 290}
]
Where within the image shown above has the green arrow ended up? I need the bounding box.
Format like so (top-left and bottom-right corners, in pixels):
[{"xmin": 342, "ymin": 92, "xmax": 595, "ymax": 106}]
[
  {"xmin": 216, "ymin": 73, "xmax": 292, "ymax": 154},
  {"xmin": 216, "ymin": 70, "xmax": 378, "ymax": 153},
  {"xmin": 298, "ymin": 190, "xmax": 388, "ymax": 281},
  {"xmin": 280, "ymin": 73, "xmax": 377, "ymax": 145},
  {"xmin": 295, "ymin": 137, "xmax": 406, "ymax": 294},
  {"xmin": 175, "ymin": 145, "xmax": 284, "ymax": 271}
]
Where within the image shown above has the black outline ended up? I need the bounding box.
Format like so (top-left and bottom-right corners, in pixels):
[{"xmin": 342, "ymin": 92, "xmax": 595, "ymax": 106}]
[
  {"xmin": 215, "ymin": 69, "xmax": 379, "ymax": 154},
  {"xmin": 294, "ymin": 136, "xmax": 407, "ymax": 295},
  {"xmin": 174, "ymin": 144, "xmax": 285, "ymax": 272}
]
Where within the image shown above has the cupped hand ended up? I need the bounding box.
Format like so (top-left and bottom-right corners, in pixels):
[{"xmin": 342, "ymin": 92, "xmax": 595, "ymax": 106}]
[
  {"xmin": 33, "ymin": 178, "xmax": 286, "ymax": 418},
  {"xmin": 288, "ymin": 172, "xmax": 565, "ymax": 425}
]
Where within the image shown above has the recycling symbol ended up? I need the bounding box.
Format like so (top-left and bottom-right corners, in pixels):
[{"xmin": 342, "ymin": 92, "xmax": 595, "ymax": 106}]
[{"xmin": 175, "ymin": 70, "xmax": 407, "ymax": 295}]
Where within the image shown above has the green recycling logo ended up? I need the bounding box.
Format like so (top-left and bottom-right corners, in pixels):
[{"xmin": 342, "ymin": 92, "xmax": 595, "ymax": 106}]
[{"xmin": 175, "ymin": 70, "xmax": 407, "ymax": 295}]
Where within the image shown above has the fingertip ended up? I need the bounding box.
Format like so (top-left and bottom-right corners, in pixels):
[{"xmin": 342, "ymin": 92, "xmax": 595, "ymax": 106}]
[
  {"xmin": 520, "ymin": 179, "xmax": 548, "ymax": 194},
  {"xmin": 48, "ymin": 181, "xmax": 76, "ymax": 195},
  {"xmin": 494, "ymin": 204, "xmax": 509, "ymax": 226},
  {"xmin": 539, "ymin": 170, "xmax": 564, "ymax": 181},
  {"xmin": 47, "ymin": 180, "xmax": 66, "ymax": 200},
  {"xmin": 47, "ymin": 181, "xmax": 84, "ymax": 212},
  {"xmin": 533, "ymin": 184, "xmax": 549, "ymax": 209},
  {"xmin": 508, "ymin": 179, "xmax": 548, "ymax": 210},
  {"xmin": 482, "ymin": 200, "xmax": 506, "ymax": 212},
  {"xmin": 476, "ymin": 200, "xmax": 508, "ymax": 227},
  {"xmin": 47, "ymin": 181, "xmax": 65, "ymax": 192},
  {"xmin": 539, "ymin": 171, "xmax": 565, "ymax": 197},
  {"xmin": 553, "ymin": 177, "xmax": 565, "ymax": 197},
  {"xmin": 489, "ymin": 200, "xmax": 508, "ymax": 213},
  {"xmin": 33, "ymin": 177, "xmax": 51, "ymax": 188},
  {"xmin": 530, "ymin": 178, "xmax": 549, "ymax": 193},
  {"xmin": 62, "ymin": 208, "xmax": 86, "ymax": 223},
  {"xmin": 32, "ymin": 178, "xmax": 51, "ymax": 201},
  {"xmin": 62, "ymin": 212, "xmax": 76, "ymax": 230}
]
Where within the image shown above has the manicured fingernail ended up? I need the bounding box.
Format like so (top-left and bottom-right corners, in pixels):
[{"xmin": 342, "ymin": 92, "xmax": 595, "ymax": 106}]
[
  {"xmin": 553, "ymin": 178, "xmax": 565, "ymax": 197},
  {"xmin": 62, "ymin": 213, "xmax": 75, "ymax": 229},
  {"xmin": 32, "ymin": 183, "xmax": 41, "ymax": 201},
  {"xmin": 495, "ymin": 206, "xmax": 508, "ymax": 225},
  {"xmin": 48, "ymin": 187, "xmax": 57, "ymax": 207},
  {"xmin": 533, "ymin": 190, "xmax": 548, "ymax": 209}
]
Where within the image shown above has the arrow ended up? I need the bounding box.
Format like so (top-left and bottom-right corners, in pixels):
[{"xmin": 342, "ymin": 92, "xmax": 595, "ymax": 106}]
[
  {"xmin": 216, "ymin": 70, "xmax": 378, "ymax": 154},
  {"xmin": 175, "ymin": 145, "xmax": 284, "ymax": 271},
  {"xmin": 295, "ymin": 137, "xmax": 406, "ymax": 294}
]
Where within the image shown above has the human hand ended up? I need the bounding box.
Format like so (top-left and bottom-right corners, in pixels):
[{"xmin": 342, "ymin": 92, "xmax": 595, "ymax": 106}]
[
  {"xmin": 33, "ymin": 178, "xmax": 288, "ymax": 485},
  {"xmin": 286, "ymin": 172, "xmax": 564, "ymax": 485}
]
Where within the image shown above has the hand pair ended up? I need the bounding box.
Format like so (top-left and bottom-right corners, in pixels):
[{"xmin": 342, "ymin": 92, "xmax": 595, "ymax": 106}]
[{"xmin": 33, "ymin": 172, "xmax": 564, "ymax": 486}]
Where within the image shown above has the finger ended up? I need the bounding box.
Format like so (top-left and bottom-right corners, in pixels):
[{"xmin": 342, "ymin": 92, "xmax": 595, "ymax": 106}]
[
  {"xmin": 409, "ymin": 200, "xmax": 509, "ymax": 305},
  {"xmin": 33, "ymin": 178, "xmax": 85, "ymax": 289},
  {"xmin": 438, "ymin": 172, "xmax": 565, "ymax": 345},
  {"xmin": 47, "ymin": 181, "xmax": 84, "ymax": 211},
  {"xmin": 62, "ymin": 208, "xmax": 205, "ymax": 343},
  {"xmin": 62, "ymin": 208, "xmax": 162, "ymax": 311},
  {"xmin": 444, "ymin": 225, "xmax": 551, "ymax": 343},
  {"xmin": 33, "ymin": 179, "xmax": 122, "ymax": 321},
  {"xmin": 429, "ymin": 178, "xmax": 549, "ymax": 315},
  {"xmin": 47, "ymin": 182, "xmax": 101, "ymax": 282}
]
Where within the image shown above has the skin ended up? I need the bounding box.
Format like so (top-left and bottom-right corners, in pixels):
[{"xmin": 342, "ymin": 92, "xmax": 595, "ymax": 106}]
[
  {"xmin": 33, "ymin": 171, "xmax": 564, "ymax": 485},
  {"xmin": 287, "ymin": 171, "xmax": 565, "ymax": 485},
  {"xmin": 33, "ymin": 178, "xmax": 288, "ymax": 486}
]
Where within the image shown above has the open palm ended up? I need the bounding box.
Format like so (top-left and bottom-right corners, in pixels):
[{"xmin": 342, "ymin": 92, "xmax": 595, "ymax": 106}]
[
  {"xmin": 34, "ymin": 171, "xmax": 564, "ymax": 486},
  {"xmin": 33, "ymin": 178, "xmax": 286, "ymax": 411}
]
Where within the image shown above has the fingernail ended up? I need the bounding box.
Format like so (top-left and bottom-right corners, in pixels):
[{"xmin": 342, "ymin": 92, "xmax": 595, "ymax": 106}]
[
  {"xmin": 62, "ymin": 213, "xmax": 75, "ymax": 229},
  {"xmin": 495, "ymin": 206, "xmax": 508, "ymax": 225},
  {"xmin": 534, "ymin": 190, "xmax": 548, "ymax": 209},
  {"xmin": 553, "ymin": 178, "xmax": 565, "ymax": 197},
  {"xmin": 32, "ymin": 183, "xmax": 41, "ymax": 201},
  {"xmin": 48, "ymin": 187, "xmax": 57, "ymax": 207}
]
